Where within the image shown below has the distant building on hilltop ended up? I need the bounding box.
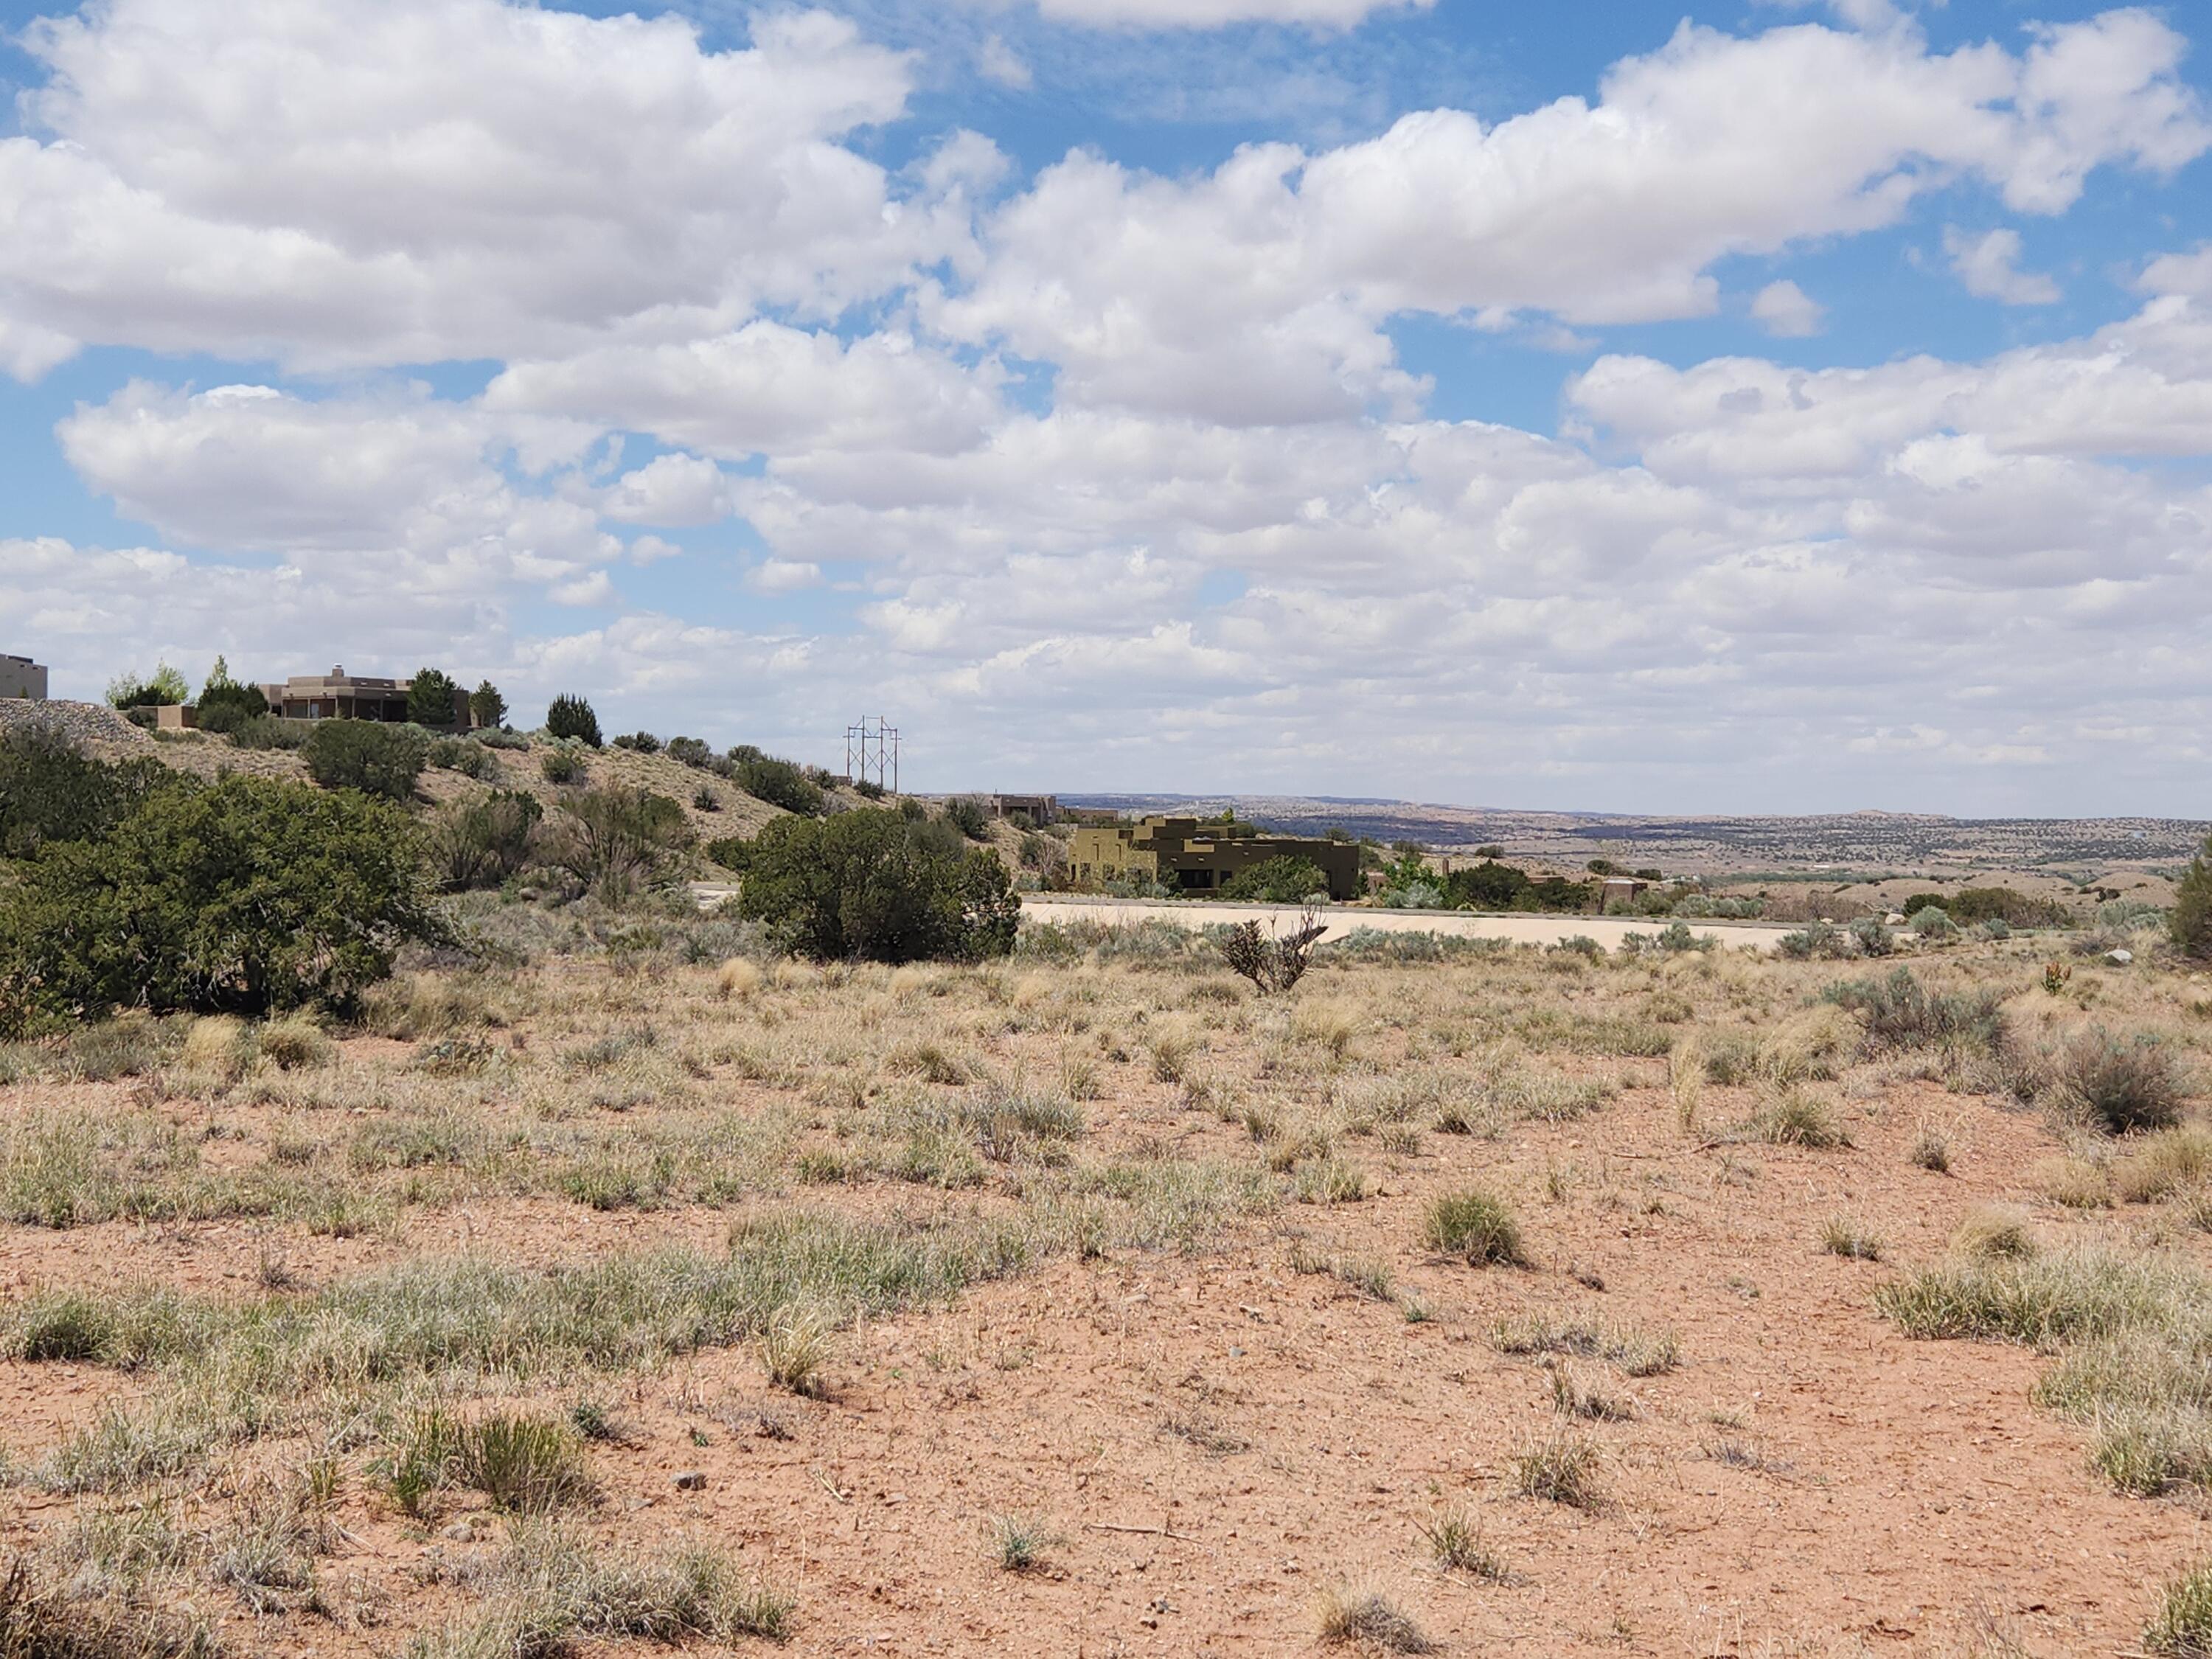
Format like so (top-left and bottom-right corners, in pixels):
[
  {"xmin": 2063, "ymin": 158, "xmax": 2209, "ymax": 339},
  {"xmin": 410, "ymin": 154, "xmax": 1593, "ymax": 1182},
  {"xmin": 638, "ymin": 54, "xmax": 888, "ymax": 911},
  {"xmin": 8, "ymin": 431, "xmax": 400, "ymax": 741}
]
[
  {"xmin": 1068, "ymin": 815, "xmax": 1360, "ymax": 901},
  {"xmin": 0, "ymin": 654, "xmax": 49, "ymax": 700},
  {"xmin": 991, "ymin": 793, "xmax": 1060, "ymax": 825},
  {"xmin": 256, "ymin": 667, "xmax": 474, "ymax": 726}
]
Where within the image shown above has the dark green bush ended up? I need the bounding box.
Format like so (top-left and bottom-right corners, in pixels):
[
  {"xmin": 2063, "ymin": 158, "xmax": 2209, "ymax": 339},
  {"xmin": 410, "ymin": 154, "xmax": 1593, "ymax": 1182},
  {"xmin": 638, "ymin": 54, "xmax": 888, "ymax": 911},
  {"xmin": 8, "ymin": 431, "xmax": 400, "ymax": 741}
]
[
  {"xmin": 852, "ymin": 778, "xmax": 886, "ymax": 801},
  {"xmin": 1220, "ymin": 856, "xmax": 1328, "ymax": 903},
  {"xmin": 706, "ymin": 835, "xmax": 750, "ymax": 873},
  {"xmin": 665, "ymin": 736, "xmax": 713, "ymax": 769},
  {"xmin": 192, "ymin": 681, "xmax": 267, "ymax": 734},
  {"xmin": 428, "ymin": 790, "xmax": 544, "ymax": 891},
  {"xmin": 733, "ymin": 751, "xmax": 823, "ymax": 816},
  {"xmin": 546, "ymin": 694, "xmax": 602, "ymax": 748},
  {"xmin": 612, "ymin": 731, "xmax": 661, "ymax": 754},
  {"xmin": 2176, "ymin": 836, "xmax": 2212, "ymax": 961},
  {"xmin": 406, "ymin": 667, "xmax": 464, "ymax": 728},
  {"xmin": 541, "ymin": 748, "xmax": 587, "ymax": 785},
  {"xmin": 735, "ymin": 807, "xmax": 1018, "ymax": 962},
  {"xmin": 1947, "ymin": 886, "xmax": 2073, "ymax": 928},
  {"xmin": 944, "ymin": 797, "xmax": 989, "ymax": 840},
  {"xmin": 303, "ymin": 720, "xmax": 428, "ymax": 801},
  {"xmin": 0, "ymin": 725, "xmax": 166, "ymax": 859},
  {"xmin": 0, "ymin": 775, "xmax": 445, "ymax": 1015},
  {"xmin": 427, "ymin": 737, "xmax": 498, "ymax": 779}
]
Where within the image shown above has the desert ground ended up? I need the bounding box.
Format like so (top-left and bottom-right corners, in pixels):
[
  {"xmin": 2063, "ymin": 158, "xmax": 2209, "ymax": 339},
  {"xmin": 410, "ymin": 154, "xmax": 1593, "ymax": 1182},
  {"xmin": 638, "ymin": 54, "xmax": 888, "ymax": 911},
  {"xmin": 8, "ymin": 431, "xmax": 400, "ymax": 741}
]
[{"xmin": 4, "ymin": 902, "xmax": 2212, "ymax": 1657}]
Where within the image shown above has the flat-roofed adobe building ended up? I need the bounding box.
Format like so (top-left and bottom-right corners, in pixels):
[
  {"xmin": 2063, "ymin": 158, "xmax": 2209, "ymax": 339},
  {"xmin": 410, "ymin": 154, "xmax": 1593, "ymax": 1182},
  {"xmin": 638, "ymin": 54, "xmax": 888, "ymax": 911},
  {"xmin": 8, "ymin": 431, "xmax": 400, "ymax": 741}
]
[
  {"xmin": 257, "ymin": 667, "xmax": 473, "ymax": 726},
  {"xmin": 0, "ymin": 654, "xmax": 49, "ymax": 700},
  {"xmin": 1067, "ymin": 815, "xmax": 1361, "ymax": 901}
]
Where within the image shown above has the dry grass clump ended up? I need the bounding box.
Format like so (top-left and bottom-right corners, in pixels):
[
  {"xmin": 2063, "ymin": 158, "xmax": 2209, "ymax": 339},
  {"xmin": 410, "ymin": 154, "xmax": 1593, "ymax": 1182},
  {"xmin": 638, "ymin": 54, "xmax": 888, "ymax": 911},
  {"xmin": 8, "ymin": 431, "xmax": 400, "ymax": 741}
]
[
  {"xmin": 1315, "ymin": 1582, "xmax": 1435, "ymax": 1653},
  {"xmin": 2114, "ymin": 1127, "xmax": 2212, "ymax": 1204},
  {"xmin": 1551, "ymin": 1363, "xmax": 1636, "ymax": 1422},
  {"xmin": 1509, "ymin": 1432, "xmax": 1602, "ymax": 1508},
  {"xmin": 757, "ymin": 1301, "xmax": 837, "ymax": 1397},
  {"xmin": 714, "ymin": 958, "xmax": 762, "ymax": 1000},
  {"xmin": 2045, "ymin": 1029, "xmax": 2191, "ymax": 1135},
  {"xmin": 2146, "ymin": 1560, "xmax": 2212, "ymax": 1657},
  {"xmin": 1422, "ymin": 1187, "xmax": 1525, "ymax": 1265},
  {"xmin": 411, "ymin": 1522, "xmax": 793, "ymax": 1655},
  {"xmin": 255, "ymin": 1013, "xmax": 333, "ymax": 1071},
  {"xmin": 1491, "ymin": 1315, "xmax": 1680, "ymax": 1377},
  {"xmin": 1819, "ymin": 1215, "xmax": 1883, "ymax": 1261},
  {"xmin": 985, "ymin": 1512, "xmax": 1060, "ymax": 1573},
  {"xmin": 1909, "ymin": 1122, "xmax": 1951, "ymax": 1172},
  {"xmin": 1951, "ymin": 1206, "xmax": 2037, "ymax": 1260},
  {"xmin": 0, "ymin": 1555, "xmax": 212, "ymax": 1658},
  {"xmin": 2029, "ymin": 1155, "xmax": 2112, "ymax": 1210},
  {"xmin": 1737, "ymin": 1088, "xmax": 1848, "ymax": 1150},
  {"xmin": 179, "ymin": 1015, "xmax": 251, "ymax": 1085},
  {"xmin": 1416, "ymin": 1506, "xmax": 1513, "ymax": 1582}
]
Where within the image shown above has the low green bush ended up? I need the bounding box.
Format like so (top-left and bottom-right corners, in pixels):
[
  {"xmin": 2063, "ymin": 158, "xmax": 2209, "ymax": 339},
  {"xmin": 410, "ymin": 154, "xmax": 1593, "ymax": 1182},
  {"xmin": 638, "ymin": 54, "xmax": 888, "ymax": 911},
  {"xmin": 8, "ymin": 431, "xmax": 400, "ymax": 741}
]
[
  {"xmin": 0, "ymin": 724, "xmax": 167, "ymax": 859},
  {"xmin": 1220, "ymin": 856, "xmax": 1328, "ymax": 903},
  {"xmin": 303, "ymin": 720, "xmax": 428, "ymax": 802},
  {"xmin": 736, "ymin": 807, "xmax": 1017, "ymax": 962},
  {"xmin": 0, "ymin": 775, "xmax": 445, "ymax": 1015},
  {"xmin": 2177, "ymin": 835, "xmax": 2212, "ymax": 961},
  {"xmin": 1824, "ymin": 967, "xmax": 2007, "ymax": 1054},
  {"xmin": 731, "ymin": 748, "xmax": 823, "ymax": 816}
]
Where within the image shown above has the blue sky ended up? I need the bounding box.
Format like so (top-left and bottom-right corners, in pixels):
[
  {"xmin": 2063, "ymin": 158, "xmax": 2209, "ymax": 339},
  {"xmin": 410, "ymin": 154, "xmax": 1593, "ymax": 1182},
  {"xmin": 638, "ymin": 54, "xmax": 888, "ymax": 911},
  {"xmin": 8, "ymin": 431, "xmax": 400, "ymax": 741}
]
[{"xmin": 1, "ymin": 0, "xmax": 2208, "ymax": 814}]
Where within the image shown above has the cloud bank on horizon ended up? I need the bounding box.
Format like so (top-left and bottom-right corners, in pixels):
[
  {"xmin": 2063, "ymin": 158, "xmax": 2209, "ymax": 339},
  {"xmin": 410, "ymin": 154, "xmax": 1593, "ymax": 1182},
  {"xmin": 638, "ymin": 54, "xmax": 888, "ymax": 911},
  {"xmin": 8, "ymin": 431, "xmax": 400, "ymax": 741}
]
[{"xmin": 1, "ymin": 0, "xmax": 2208, "ymax": 815}]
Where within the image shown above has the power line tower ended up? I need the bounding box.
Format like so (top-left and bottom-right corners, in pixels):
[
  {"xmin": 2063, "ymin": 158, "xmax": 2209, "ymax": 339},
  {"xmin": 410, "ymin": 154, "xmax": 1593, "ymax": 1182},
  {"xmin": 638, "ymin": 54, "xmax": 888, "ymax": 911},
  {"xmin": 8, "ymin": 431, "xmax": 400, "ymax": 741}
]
[{"xmin": 844, "ymin": 715, "xmax": 900, "ymax": 794}]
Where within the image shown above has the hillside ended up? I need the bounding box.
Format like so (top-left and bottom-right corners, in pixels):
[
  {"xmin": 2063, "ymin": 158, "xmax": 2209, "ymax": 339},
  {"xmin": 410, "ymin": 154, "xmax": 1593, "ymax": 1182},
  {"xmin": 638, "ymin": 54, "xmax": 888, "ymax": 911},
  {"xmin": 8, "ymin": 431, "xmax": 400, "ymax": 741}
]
[{"xmin": 1, "ymin": 700, "xmax": 848, "ymax": 862}]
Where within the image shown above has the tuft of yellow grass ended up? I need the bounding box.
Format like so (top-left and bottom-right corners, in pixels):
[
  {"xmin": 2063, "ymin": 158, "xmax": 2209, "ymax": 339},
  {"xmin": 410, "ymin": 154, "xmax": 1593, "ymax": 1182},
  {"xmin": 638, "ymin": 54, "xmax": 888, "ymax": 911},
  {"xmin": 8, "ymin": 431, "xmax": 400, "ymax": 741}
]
[
  {"xmin": 181, "ymin": 1015, "xmax": 250, "ymax": 1083},
  {"xmin": 716, "ymin": 959, "xmax": 762, "ymax": 1000}
]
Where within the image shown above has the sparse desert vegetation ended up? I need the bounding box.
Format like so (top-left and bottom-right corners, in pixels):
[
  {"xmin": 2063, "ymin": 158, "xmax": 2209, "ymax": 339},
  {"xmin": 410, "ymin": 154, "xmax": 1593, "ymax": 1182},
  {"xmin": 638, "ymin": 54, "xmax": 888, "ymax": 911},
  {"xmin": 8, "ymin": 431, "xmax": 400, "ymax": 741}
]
[{"xmin": 1, "ymin": 727, "xmax": 2211, "ymax": 1653}]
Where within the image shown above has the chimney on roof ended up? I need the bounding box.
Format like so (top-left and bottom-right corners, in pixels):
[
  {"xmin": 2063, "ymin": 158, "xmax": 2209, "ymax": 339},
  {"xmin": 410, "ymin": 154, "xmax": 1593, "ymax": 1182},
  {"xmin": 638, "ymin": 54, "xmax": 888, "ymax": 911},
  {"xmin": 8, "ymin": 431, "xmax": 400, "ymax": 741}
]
[{"xmin": 331, "ymin": 665, "xmax": 344, "ymax": 677}]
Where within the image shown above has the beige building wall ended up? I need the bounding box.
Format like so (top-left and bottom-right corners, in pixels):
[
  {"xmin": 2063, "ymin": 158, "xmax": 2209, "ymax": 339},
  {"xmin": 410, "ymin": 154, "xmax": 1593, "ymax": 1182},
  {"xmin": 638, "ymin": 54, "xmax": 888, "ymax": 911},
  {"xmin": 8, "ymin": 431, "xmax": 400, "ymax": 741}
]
[{"xmin": 0, "ymin": 655, "xmax": 49, "ymax": 700}]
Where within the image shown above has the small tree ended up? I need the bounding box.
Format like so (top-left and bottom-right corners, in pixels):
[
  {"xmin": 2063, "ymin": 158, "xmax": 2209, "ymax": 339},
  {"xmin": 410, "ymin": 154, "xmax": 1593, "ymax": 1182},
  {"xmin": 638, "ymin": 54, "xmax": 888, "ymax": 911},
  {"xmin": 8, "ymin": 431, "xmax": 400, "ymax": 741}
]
[
  {"xmin": 426, "ymin": 790, "xmax": 543, "ymax": 891},
  {"xmin": 193, "ymin": 657, "xmax": 268, "ymax": 734},
  {"xmin": 0, "ymin": 774, "xmax": 445, "ymax": 1015},
  {"xmin": 1217, "ymin": 909, "xmax": 1325, "ymax": 995},
  {"xmin": 543, "ymin": 785, "xmax": 694, "ymax": 902},
  {"xmin": 303, "ymin": 720, "xmax": 428, "ymax": 802},
  {"xmin": 469, "ymin": 680, "xmax": 508, "ymax": 729},
  {"xmin": 546, "ymin": 694, "xmax": 602, "ymax": 748},
  {"xmin": 2175, "ymin": 835, "xmax": 2212, "ymax": 961},
  {"xmin": 406, "ymin": 667, "xmax": 463, "ymax": 728},
  {"xmin": 736, "ymin": 808, "xmax": 1017, "ymax": 962},
  {"xmin": 106, "ymin": 662, "xmax": 189, "ymax": 709},
  {"xmin": 945, "ymin": 796, "xmax": 989, "ymax": 840}
]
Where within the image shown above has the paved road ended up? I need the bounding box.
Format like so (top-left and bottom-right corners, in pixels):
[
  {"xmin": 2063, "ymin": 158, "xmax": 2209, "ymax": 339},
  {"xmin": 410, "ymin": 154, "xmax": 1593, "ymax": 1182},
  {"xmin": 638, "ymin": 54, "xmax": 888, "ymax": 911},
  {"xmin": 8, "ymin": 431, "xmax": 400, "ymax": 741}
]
[
  {"xmin": 692, "ymin": 883, "xmax": 1792, "ymax": 954},
  {"xmin": 1015, "ymin": 897, "xmax": 1794, "ymax": 953}
]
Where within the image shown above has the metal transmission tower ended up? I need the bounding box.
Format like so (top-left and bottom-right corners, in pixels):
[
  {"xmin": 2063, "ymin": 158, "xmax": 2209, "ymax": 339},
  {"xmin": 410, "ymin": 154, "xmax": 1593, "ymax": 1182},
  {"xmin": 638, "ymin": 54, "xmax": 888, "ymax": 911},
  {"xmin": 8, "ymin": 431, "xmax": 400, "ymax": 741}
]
[{"xmin": 844, "ymin": 716, "xmax": 900, "ymax": 793}]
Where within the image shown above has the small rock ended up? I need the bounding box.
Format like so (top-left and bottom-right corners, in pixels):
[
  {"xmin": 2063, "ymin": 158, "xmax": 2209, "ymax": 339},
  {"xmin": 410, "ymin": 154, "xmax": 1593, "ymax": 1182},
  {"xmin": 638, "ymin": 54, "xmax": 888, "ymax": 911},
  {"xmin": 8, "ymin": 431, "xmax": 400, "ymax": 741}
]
[
  {"xmin": 2108, "ymin": 949, "xmax": 2134, "ymax": 965},
  {"xmin": 1885, "ymin": 913, "xmax": 1906, "ymax": 926},
  {"xmin": 441, "ymin": 1519, "xmax": 477, "ymax": 1541},
  {"xmin": 672, "ymin": 1470, "xmax": 708, "ymax": 1491}
]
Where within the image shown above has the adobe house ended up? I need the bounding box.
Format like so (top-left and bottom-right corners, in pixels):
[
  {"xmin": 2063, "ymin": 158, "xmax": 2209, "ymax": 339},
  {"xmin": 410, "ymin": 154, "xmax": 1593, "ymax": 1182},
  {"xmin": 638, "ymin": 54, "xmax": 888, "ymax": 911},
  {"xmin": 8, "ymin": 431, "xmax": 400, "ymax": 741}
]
[
  {"xmin": 257, "ymin": 667, "xmax": 474, "ymax": 727},
  {"xmin": 0, "ymin": 653, "xmax": 49, "ymax": 700},
  {"xmin": 1067, "ymin": 815, "xmax": 1361, "ymax": 901},
  {"xmin": 992, "ymin": 793, "xmax": 1060, "ymax": 825},
  {"xmin": 1600, "ymin": 876, "xmax": 1650, "ymax": 909}
]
